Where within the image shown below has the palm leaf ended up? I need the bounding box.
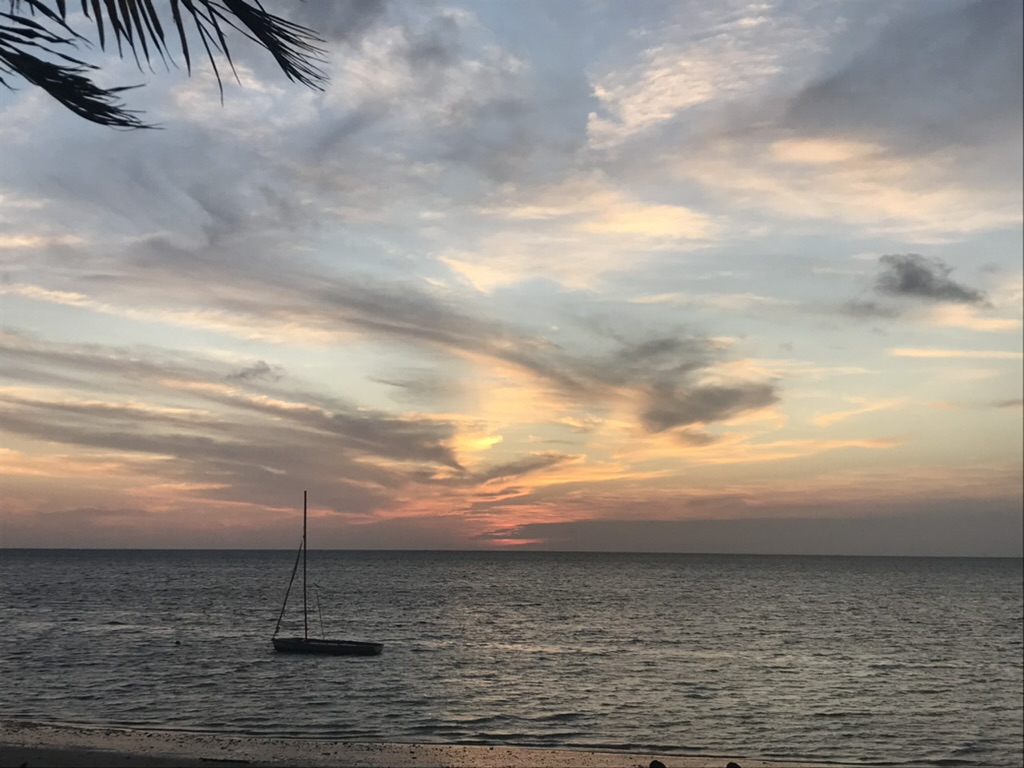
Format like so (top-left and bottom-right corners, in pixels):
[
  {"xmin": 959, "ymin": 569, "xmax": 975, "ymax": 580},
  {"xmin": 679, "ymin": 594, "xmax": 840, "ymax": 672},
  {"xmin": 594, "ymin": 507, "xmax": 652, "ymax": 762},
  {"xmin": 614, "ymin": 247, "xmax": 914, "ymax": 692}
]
[
  {"xmin": 1, "ymin": 0, "xmax": 327, "ymax": 127},
  {"xmin": 0, "ymin": 44, "xmax": 147, "ymax": 127}
]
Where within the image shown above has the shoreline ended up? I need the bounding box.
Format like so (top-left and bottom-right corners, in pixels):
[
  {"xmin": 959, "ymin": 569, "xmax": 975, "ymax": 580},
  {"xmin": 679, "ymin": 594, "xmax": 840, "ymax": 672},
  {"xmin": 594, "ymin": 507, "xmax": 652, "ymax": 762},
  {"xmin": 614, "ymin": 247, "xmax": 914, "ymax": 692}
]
[{"xmin": 0, "ymin": 721, "xmax": 879, "ymax": 768}]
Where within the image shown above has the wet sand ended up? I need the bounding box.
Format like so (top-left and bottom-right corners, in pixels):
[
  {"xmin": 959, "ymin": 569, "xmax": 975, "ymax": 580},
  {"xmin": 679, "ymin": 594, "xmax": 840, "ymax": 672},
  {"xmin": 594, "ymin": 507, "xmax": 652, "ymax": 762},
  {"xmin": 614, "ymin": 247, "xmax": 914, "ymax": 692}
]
[{"xmin": 0, "ymin": 721, "xmax": 877, "ymax": 768}]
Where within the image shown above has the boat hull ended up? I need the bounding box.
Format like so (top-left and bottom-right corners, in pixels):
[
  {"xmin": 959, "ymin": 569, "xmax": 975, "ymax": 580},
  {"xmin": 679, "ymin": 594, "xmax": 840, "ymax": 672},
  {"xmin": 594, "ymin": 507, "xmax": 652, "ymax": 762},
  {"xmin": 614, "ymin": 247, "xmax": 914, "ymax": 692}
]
[{"xmin": 272, "ymin": 636, "xmax": 384, "ymax": 656}]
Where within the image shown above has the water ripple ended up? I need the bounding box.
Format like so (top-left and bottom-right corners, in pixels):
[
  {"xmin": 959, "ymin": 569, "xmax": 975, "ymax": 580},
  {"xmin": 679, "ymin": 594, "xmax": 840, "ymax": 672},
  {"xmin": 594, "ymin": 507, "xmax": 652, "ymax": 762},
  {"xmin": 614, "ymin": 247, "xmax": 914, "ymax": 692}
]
[{"xmin": 0, "ymin": 550, "xmax": 1020, "ymax": 767}]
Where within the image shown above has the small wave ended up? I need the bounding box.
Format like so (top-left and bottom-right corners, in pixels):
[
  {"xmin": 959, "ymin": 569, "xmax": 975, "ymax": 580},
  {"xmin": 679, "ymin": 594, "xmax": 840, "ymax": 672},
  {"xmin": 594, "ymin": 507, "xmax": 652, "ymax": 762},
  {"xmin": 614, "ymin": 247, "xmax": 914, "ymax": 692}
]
[
  {"xmin": 525, "ymin": 712, "xmax": 581, "ymax": 724},
  {"xmin": 812, "ymin": 711, "xmax": 874, "ymax": 719},
  {"xmin": 439, "ymin": 715, "xmax": 503, "ymax": 727}
]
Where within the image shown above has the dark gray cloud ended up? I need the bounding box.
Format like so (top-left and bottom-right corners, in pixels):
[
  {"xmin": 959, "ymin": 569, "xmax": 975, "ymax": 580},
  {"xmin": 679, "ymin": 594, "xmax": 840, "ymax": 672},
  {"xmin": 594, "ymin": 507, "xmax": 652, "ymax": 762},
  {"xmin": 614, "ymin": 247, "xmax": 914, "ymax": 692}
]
[
  {"xmin": 840, "ymin": 299, "xmax": 901, "ymax": 319},
  {"xmin": 875, "ymin": 254, "xmax": 988, "ymax": 304},
  {"xmin": 993, "ymin": 399, "xmax": 1023, "ymax": 409},
  {"xmin": 227, "ymin": 360, "xmax": 284, "ymax": 382},
  {"xmin": 674, "ymin": 428, "xmax": 718, "ymax": 447},
  {"xmin": 641, "ymin": 382, "xmax": 779, "ymax": 433},
  {"xmin": 606, "ymin": 335, "xmax": 709, "ymax": 376}
]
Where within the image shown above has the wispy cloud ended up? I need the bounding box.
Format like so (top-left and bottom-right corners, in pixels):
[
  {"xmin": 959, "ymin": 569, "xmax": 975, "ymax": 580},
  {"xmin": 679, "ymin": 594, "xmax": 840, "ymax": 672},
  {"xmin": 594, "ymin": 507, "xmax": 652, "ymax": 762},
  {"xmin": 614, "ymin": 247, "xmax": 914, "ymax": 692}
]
[
  {"xmin": 587, "ymin": 4, "xmax": 823, "ymax": 149},
  {"xmin": 813, "ymin": 398, "xmax": 904, "ymax": 427},
  {"xmin": 442, "ymin": 172, "xmax": 713, "ymax": 292},
  {"xmin": 675, "ymin": 137, "xmax": 1020, "ymax": 239},
  {"xmin": 889, "ymin": 348, "xmax": 1023, "ymax": 360},
  {"xmin": 921, "ymin": 304, "xmax": 1021, "ymax": 332}
]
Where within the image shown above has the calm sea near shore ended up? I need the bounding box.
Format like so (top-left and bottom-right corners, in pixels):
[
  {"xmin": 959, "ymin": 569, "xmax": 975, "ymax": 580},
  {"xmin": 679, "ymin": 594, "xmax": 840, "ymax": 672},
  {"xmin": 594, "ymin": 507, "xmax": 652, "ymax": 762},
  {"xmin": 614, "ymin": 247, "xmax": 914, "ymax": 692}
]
[{"xmin": 1, "ymin": 550, "xmax": 1021, "ymax": 766}]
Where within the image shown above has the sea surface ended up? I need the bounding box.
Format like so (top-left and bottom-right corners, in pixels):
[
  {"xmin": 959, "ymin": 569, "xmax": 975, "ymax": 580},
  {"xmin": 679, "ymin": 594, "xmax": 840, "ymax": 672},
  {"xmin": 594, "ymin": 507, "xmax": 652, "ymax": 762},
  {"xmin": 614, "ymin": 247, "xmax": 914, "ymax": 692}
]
[{"xmin": 1, "ymin": 550, "xmax": 1021, "ymax": 766}]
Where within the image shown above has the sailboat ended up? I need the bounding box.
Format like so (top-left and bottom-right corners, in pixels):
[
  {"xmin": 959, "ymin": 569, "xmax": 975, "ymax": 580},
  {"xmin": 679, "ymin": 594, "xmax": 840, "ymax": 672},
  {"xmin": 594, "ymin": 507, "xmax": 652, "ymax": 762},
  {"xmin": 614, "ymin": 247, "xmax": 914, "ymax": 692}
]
[{"xmin": 272, "ymin": 491, "xmax": 384, "ymax": 656}]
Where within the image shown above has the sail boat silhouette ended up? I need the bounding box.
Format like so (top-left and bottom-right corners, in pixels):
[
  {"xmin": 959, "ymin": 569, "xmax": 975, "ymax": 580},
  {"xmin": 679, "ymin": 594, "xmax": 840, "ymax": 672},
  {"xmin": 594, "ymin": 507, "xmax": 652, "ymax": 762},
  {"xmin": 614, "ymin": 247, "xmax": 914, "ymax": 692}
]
[{"xmin": 272, "ymin": 491, "xmax": 383, "ymax": 656}]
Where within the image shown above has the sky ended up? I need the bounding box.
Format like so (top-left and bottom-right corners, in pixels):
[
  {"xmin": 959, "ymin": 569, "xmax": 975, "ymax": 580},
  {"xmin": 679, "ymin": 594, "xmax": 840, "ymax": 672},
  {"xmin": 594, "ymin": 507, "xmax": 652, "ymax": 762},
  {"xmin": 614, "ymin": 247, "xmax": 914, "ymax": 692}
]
[{"xmin": 0, "ymin": 0, "xmax": 1021, "ymax": 556}]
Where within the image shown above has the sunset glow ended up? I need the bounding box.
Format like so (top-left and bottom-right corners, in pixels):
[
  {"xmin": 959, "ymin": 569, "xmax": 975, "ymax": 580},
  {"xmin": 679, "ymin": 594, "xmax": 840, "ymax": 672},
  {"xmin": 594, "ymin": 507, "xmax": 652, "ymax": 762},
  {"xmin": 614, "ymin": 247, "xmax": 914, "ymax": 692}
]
[{"xmin": 1, "ymin": 1, "xmax": 1020, "ymax": 555}]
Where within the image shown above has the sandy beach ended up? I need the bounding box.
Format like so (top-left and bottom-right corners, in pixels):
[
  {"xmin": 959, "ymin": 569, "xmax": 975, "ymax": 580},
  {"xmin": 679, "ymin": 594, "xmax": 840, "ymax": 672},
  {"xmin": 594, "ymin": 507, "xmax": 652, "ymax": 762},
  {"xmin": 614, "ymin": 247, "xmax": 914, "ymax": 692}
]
[{"xmin": 0, "ymin": 721, "xmax": 877, "ymax": 768}]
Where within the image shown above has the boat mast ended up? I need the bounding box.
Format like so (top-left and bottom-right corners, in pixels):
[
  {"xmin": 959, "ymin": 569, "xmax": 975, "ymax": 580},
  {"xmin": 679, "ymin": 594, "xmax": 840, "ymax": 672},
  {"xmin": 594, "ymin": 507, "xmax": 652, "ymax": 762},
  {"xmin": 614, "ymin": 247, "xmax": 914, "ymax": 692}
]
[{"xmin": 303, "ymin": 489, "xmax": 308, "ymax": 640}]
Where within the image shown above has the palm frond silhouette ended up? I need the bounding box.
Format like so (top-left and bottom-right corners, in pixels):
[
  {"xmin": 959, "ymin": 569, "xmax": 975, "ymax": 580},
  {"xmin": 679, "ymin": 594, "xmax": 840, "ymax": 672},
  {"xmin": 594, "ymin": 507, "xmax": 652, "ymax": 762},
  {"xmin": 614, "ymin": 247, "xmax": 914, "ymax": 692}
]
[{"xmin": 1, "ymin": 0, "xmax": 326, "ymax": 128}]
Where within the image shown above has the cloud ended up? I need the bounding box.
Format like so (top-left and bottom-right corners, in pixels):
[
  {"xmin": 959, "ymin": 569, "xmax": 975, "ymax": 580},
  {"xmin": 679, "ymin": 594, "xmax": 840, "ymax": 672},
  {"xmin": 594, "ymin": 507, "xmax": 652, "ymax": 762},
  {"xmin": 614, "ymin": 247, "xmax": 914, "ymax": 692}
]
[
  {"xmin": 682, "ymin": 437, "xmax": 899, "ymax": 466},
  {"xmin": 471, "ymin": 452, "xmax": 576, "ymax": 485},
  {"xmin": 227, "ymin": 361, "xmax": 285, "ymax": 382},
  {"xmin": 786, "ymin": 0, "xmax": 1022, "ymax": 153},
  {"xmin": 287, "ymin": 0, "xmax": 390, "ymax": 45},
  {"xmin": 371, "ymin": 369, "xmax": 464, "ymax": 406},
  {"xmin": 641, "ymin": 382, "xmax": 778, "ymax": 433},
  {"xmin": 0, "ymin": 233, "xmax": 83, "ymax": 249},
  {"xmin": 0, "ymin": 333, "xmax": 466, "ymax": 512},
  {"xmin": 875, "ymin": 254, "xmax": 987, "ymax": 304},
  {"xmin": 4, "ymin": 2, "xmax": 1019, "ymax": 554},
  {"xmin": 667, "ymin": 134, "xmax": 1021, "ymax": 240},
  {"xmin": 921, "ymin": 304, "xmax": 1021, "ymax": 332},
  {"xmin": 442, "ymin": 172, "xmax": 713, "ymax": 292},
  {"xmin": 558, "ymin": 414, "xmax": 602, "ymax": 434},
  {"xmin": 813, "ymin": 398, "xmax": 903, "ymax": 428},
  {"xmin": 0, "ymin": 296, "xmax": 788, "ymax": 528},
  {"xmin": 634, "ymin": 3, "xmax": 1023, "ymax": 241},
  {"xmin": 840, "ymin": 299, "xmax": 900, "ymax": 319},
  {"xmin": 587, "ymin": 4, "xmax": 822, "ymax": 149},
  {"xmin": 7, "ymin": 224, "xmax": 781, "ymax": 440},
  {"xmin": 297, "ymin": 3, "xmax": 592, "ymax": 188},
  {"xmin": 674, "ymin": 428, "xmax": 718, "ymax": 447},
  {"xmin": 889, "ymin": 348, "xmax": 1023, "ymax": 361}
]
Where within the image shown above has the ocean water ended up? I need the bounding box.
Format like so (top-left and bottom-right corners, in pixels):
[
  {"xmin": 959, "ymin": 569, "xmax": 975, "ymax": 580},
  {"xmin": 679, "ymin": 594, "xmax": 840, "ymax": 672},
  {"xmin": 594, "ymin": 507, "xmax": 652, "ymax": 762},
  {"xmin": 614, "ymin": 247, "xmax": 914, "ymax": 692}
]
[{"xmin": 0, "ymin": 550, "xmax": 1020, "ymax": 766}]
